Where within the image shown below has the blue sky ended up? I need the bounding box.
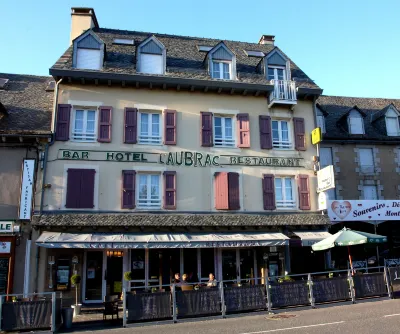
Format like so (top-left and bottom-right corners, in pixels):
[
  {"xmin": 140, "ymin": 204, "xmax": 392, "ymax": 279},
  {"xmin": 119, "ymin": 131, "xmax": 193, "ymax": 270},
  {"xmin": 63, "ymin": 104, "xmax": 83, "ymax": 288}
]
[{"xmin": 1, "ymin": 0, "xmax": 399, "ymax": 98}]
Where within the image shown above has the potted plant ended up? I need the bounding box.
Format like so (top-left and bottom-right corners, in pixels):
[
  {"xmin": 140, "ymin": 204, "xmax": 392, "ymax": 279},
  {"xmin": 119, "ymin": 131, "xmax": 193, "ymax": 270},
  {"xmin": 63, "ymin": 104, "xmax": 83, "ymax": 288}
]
[
  {"xmin": 70, "ymin": 274, "xmax": 82, "ymax": 317},
  {"xmin": 122, "ymin": 271, "xmax": 133, "ymax": 300}
]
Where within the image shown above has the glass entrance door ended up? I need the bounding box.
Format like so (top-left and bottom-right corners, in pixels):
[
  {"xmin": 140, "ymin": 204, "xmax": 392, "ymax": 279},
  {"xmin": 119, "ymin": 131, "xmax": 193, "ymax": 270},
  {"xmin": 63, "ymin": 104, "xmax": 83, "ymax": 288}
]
[
  {"xmin": 106, "ymin": 251, "xmax": 123, "ymax": 298},
  {"xmin": 222, "ymin": 249, "xmax": 239, "ymax": 283},
  {"xmin": 84, "ymin": 251, "xmax": 104, "ymax": 303}
]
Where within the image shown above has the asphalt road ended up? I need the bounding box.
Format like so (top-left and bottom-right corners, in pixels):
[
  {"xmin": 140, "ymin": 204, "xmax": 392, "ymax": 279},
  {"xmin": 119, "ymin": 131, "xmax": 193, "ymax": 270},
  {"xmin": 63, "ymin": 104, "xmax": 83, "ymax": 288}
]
[{"xmin": 79, "ymin": 299, "xmax": 400, "ymax": 334}]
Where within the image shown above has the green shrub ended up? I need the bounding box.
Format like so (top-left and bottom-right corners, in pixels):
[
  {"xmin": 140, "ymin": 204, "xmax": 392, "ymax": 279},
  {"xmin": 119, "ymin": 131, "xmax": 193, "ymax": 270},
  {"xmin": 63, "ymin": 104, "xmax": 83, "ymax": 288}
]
[
  {"xmin": 124, "ymin": 271, "xmax": 133, "ymax": 281},
  {"xmin": 71, "ymin": 274, "xmax": 81, "ymax": 285}
]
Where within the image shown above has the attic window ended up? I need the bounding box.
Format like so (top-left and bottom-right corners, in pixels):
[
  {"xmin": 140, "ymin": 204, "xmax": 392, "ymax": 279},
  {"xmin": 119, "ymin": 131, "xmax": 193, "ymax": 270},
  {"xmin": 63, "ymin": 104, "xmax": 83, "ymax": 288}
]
[
  {"xmin": 244, "ymin": 50, "xmax": 265, "ymax": 57},
  {"xmin": 74, "ymin": 32, "xmax": 103, "ymax": 71},
  {"xmin": 198, "ymin": 45, "xmax": 213, "ymax": 52},
  {"xmin": 316, "ymin": 108, "xmax": 326, "ymax": 134},
  {"xmin": 348, "ymin": 110, "xmax": 364, "ymax": 135},
  {"xmin": 0, "ymin": 78, "xmax": 9, "ymax": 89},
  {"xmin": 385, "ymin": 108, "xmax": 400, "ymax": 136},
  {"xmin": 46, "ymin": 81, "xmax": 56, "ymax": 92},
  {"xmin": 113, "ymin": 38, "xmax": 134, "ymax": 45},
  {"xmin": 137, "ymin": 37, "xmax": 165, "ymax": 75}
]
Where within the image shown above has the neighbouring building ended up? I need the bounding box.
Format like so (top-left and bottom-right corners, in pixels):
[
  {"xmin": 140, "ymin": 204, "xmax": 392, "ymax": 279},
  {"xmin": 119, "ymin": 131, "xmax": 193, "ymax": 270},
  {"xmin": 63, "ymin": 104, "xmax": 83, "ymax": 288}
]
[
  {"xmin": 32, "ymin": 7, "xmax": 329, "ymax": 304},
  {"xmin": 317, "ymin": 95, "xmax": 400, "ymax": 268},
  {"xmin": 0, "ymin": 73, "xmax": 53, "ymax": 295}
]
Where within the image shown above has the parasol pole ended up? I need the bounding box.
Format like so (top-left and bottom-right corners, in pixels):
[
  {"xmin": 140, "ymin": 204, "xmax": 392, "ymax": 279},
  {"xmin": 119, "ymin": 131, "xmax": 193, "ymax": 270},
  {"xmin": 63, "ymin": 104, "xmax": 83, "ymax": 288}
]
[{"xmin": 348, "ymin": 246, "xmax": 354, "ymax": 275}]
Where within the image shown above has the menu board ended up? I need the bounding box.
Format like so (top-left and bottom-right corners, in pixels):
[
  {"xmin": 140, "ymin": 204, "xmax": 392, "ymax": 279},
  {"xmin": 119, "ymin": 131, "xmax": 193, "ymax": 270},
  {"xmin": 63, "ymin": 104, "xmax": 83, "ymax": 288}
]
[
  {"xmin": 0, "ymin": 258, "xmax": 9, "ymax": 294},
  {"xmin": 56, "ymin": 259, "xmax": 70, "ymax": 291}
]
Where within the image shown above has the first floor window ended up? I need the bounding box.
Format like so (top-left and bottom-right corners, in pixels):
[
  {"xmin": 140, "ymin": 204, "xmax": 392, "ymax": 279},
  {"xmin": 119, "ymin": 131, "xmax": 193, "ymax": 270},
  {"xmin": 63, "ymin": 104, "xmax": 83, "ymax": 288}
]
[
  {"xmin": 139, "ymin": 112, "xmax": 161, "ymax": 144},
  {"xmin": 72, "ymin": 109, "xmax": 96, "ymax": 141},
  {"xmin": 212, "ymin": 61, "xmax": 231, "ymax": 79},
  {"xmin": 214, "ymin": 116, "xmax": 235, "ymax": 147},
  {"xmin": 363, "ymin": 185, "xmax": 378, "ymax": 200},
  {"xmin": 359, "ymin": 148, "xmax": 374, "ymax": 174},
  {"xmin": 275, "ymin": 177, "xmax": 295, "ymax": 208},
  {"xmin": 137, "ymin": 174, "xmax": 161, "ymax": 209},
  {"xmin": 65, "ymin": 168, "xmax": 96, "ymax": 209},
  {"xmin": 272, "ymin": 120, "xmax": 291, "ymax": 149}
]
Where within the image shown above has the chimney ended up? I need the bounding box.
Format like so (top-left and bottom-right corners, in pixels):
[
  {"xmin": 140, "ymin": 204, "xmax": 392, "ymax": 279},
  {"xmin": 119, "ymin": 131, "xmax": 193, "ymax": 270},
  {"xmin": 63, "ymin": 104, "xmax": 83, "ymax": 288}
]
[
  {"xmin": 70, "ymin": 7, "xmax": 99, "ymax": 44},
  {"xmin": 258, "ymin": 35, "xmax": 275, "ymax": 46}
]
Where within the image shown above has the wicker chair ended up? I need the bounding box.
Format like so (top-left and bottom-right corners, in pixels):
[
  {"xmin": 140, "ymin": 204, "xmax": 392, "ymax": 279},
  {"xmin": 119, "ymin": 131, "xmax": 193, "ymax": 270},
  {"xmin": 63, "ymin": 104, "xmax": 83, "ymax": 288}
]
[{"xmin": 103, "ymin": 295, "xmax": 119, "ymax": 320}]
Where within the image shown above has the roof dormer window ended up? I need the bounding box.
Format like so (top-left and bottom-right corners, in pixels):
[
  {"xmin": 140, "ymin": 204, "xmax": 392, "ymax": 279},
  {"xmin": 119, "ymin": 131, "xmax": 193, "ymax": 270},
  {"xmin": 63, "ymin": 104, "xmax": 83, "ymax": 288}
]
[
  {"xmin": 137, "ymin": 36, "xmax": 166, "ymax": 75},
  {"xmin": 385, "ymin": 107, "xmax": 400, "ymax": 136},
  {"xmin": 316, "ymin": 108, "xmax": 326, "ymax": 134},
  {"xmin": 208, "ymin": 42, "xmax": 236, "ymax": 80},
  {"xmin": 348, "ymin": 110, "xmax": 364, "ymax": 135},
  {"xmin": 73, "ymin": 31, "xmax": 104, "ymax": 70}
]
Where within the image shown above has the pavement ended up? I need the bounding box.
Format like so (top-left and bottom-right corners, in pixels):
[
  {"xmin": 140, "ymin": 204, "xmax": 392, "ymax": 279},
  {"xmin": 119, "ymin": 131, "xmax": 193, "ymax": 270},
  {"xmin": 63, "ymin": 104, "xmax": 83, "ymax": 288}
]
[{"xmin": 70, "ymin": 298, "xmax": 400, "ymax": 334}]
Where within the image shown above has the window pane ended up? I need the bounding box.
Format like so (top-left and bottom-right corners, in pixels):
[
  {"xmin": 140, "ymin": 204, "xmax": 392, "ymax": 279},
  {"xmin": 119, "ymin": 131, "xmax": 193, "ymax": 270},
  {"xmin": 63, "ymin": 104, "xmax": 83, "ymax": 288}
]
[
  {"xmin": 139, "ymin": 175, "xmax": 147, "ymax": 199},
  {"xmin": 285, "ymin": 178, "xmax": 293, "ymax": 200},
  {"xmin": 223, "ymin": 63, "xmax": 230, "ymax": 79},
  {"xmin": 74, "ymin": 110, "xmax": 84, "ymax": 131},
  {"xmin": 225, "ymin": 118, "xmax": 232, "ymax": 138},
  {"xmin": 150, "ymin": 175, "xmax": 159, "ymax": 199},
  {"xmin": 212, "ymin": 62, "xmax": 220, "ymax": 78},
  {"xmin": 131, "ymin": 249, "xmax": 145, "ymax": 280},
  {"xmin": 201, "ymin": 248, "xmax": 215, "ymax": 280},
  {"xmin": 141, "ymin": 113, "xmax": 148, "ymax": 135},
  {"xmin": 267, "ymin": 68, "xmax": 275, "ymax": 81},
  {"xmin": 277, "ymin": 69, "xmax": 285, "ymax": 80},
  {"xmin": 86, "ymin": 110, "xmax": 95, "ymax": 133},
  {"xmin": 214, "ymin": 117, "xmax": 222, "ymax": 138},
  {"xmin": 151, "ymin": 114, "xmax": 160, "ymax": 136},
  {"xmin": 272, "ymin": 121, "xmax": 279, "ymax": 141},
  {"xmin": 148, "ymin": 249, "xmax": 160, "ymax": 281},
  {"xmin": 275, "ymin": 178, "xmax": 283, "ymax": 200},
  {"xmin": 281, "ymin": 121, "xmax": 289, "ymax": 141}
]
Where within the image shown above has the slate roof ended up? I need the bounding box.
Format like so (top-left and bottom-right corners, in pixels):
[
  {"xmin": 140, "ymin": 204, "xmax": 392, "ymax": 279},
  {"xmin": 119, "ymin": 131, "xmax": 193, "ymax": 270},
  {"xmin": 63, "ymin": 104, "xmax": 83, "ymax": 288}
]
[
  {"xmin": 33, "ymin": 212, "xmax": 330, "ymax": 227},
  {"xmin": 51, "ymin": 28, "xmax": 320, "ymax": 91},
  {"xmin": 0, "ymin": 73, "xmax": 54, "ymax": 135},
  {"xmin": 317, "ymin": 95, "xmax": 400, "ymax": 141}
]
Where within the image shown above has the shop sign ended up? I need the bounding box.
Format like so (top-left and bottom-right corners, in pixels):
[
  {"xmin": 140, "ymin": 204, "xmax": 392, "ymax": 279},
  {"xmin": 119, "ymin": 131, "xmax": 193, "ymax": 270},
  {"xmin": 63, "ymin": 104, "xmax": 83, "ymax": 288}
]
[
  {"xmin": 19, "ymin": 159, "xmax": 35, "ymax": 220},
  {"xmin": 311, "ymin": 128, "xmax": 322, "ymax": 145},
  {"xmin": 318, "ymin": 192, "xmax": 328, "ymax": 211},
  {"xmin": 0, "ymin": 222, "xmax": 14, "ymax": 233},
  {"xmin": 328, "ymin": 200, "xmax": 400, "ymax": 222},
  {"xmin": 317, "ymin": 165, "xmax": 335, "ymax": 192},
  {"xmin": 0, "ymin": 242, "xmax": 11, "ymax": 254},
  {"xmin": 58, "ymin": 149, "xmax": 303, "ymax": 168}
]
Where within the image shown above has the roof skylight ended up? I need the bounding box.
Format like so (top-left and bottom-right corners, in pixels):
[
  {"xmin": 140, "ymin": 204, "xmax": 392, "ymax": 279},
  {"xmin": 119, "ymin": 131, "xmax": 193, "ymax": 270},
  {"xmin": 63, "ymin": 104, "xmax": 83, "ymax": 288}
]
[
  {"xmin": 244, "ymin": 50, "xmax": 265, "ymax": 57},
  {"xmin": 113, "ymin": 38, "xmax": 134, "ymax": 45},
  {"xmin": 197, "ymin": 45, "xmax": 213, "ymax": 52}
]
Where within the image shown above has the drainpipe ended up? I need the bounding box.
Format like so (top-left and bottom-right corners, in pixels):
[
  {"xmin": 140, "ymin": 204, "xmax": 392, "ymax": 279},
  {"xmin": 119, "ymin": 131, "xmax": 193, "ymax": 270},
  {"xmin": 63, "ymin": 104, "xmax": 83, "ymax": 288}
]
[{"xmin": 35, "ymin": 78, "xmax": 62, "ymax": 293}]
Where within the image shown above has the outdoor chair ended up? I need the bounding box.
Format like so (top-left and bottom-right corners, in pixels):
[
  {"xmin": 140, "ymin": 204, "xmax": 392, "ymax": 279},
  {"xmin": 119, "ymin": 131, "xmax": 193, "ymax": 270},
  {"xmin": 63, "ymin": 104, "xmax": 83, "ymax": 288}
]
[{"xmin": 103, "ymin": 295, "xmax": 119, "ymax": 320}]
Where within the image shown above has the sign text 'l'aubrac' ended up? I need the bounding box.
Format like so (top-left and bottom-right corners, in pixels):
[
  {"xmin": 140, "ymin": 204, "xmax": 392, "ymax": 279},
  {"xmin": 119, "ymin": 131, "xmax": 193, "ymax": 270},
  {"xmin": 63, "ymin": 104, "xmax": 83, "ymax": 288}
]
[{"xmin": 59, "ymin": 150, "xmax": 303, "ymax": 168}]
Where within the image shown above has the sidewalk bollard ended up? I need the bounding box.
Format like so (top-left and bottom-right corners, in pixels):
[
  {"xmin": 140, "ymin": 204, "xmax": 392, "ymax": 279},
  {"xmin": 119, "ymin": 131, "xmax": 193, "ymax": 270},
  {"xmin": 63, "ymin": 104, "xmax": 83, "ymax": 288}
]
[
  {"xmin": 220, "ymin": 283, "xmax": 226, "ymax": 318},
  {"xmin": 384, "ymin": 265, "xmax": 392, "ymax": 299},
  {"xmin": 265, "ymin": 271, "xmax": 272, "ymax": 313},
  {"xmin": 122, "ymin": 287, "xmax": 127, "ymax": 327},
  {"xmin": 51, "ymin": 292, "xmax": 56, "ymax": 333},
  {"xmin": 308, "ymin": 273, "xmax": 315, "ymax": 308},
  {"xmin": 172, "ymin": 284, "xmax": 177, "ymax": 323}
]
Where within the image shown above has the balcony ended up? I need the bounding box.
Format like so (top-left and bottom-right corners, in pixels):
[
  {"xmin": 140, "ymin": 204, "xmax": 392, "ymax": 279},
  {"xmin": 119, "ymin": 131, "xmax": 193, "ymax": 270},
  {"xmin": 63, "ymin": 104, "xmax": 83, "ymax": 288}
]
[{"xmin": 268, "ymin": 80, "xmax": 297, "ymax": 108}]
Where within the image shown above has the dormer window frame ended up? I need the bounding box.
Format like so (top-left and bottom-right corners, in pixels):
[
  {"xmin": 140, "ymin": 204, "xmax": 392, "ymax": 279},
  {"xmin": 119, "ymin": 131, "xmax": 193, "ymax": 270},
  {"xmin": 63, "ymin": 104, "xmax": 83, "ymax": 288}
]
[
  {"xmin": 264, "ymin": 49, "xmax": 291, "ymax": 82},
  {"xmin": 137, "ymin": 36, "xmax": 166, "ymax": 75},
  {"xmin": 208, "ymin": 43, "xmax": 236, "ymax": 81},
  {"xmin": 316, "ymin": 107, "xmax": 326, "ymax": 134},
  {"xmin": 72, "ymin": 30, "xmax": 105, "ymax": 71},
  {"xmin": 347, "ymin": 109, "xmax": 365, "ymax": 135},
  {"xmin": 385, "ymin": 106, "xmax": 400, "ymax": 136}
]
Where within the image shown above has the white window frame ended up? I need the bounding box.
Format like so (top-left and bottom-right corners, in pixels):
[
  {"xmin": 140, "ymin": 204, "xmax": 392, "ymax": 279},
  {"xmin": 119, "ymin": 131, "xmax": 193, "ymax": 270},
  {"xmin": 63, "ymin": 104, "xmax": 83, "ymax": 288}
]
[
  {"xmin": 274, "ymin": 176, "xmax": 296, "ymax": 209},
  {"xmin": 139, "ymin": 53, "xmax": 164, "ymax": 75},
  {"xmin": 363, "ymin": 185, "xmax": 378, "ymax": 200},
  {"xmin": 211, "ymin": 60, "xmax": 232, "ymax": 80},
  {"xmin": 267, "ymin": 65, "xmax": 286, "ymax": 81},
  {"xmin": 348, "ymin": 111, "xmax": 364, "ymax": 135},
  {"xmin": 71, "ymin": 108, "xmax": 98, "ymax": 142},
  {"xmin": 358, "ymin": 148, "xmax": 375, "ymax": 174},
  {"xmin": 385, "ymin": 115, "xmax": 400, "ymax": 136},
  {"xmin": 76, "ymin": 48, "xmax": 102, "ymax": 70},
  {"xmin": 272, "ymin": 120, "xmax": 292, "ymax": 149},
  {"xmin": 138, "ymin": 111, "xmax": 162, "ymax": 145},
  {"xmin": 136, "ymin": 173, "xmax": 162, "ymax": 210},
  {"xmin": 213, "ymin": 114, "xmax": 236, "ymax": 147},
  {"xmin": 317, "ymin": 115, "xmax": 326, "ymax": 134}
]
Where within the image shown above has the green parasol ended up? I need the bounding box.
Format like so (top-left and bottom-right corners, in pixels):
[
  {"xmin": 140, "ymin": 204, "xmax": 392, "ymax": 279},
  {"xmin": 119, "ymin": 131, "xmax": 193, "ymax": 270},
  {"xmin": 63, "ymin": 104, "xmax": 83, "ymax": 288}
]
[{"xmin": 312, "ymin": 227, "xmax": 387, "ymax": 273}]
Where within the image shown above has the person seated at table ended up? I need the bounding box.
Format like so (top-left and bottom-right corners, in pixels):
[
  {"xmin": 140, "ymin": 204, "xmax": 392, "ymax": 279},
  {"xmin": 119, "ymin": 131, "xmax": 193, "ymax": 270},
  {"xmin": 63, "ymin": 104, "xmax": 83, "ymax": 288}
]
[
  {"xmin": 172, "ymin": 272, "xmax": 181, "ymax": 284},
  {"xmin": 207, "ymin": 273, "xmax": 217, "ymax": 287},
  {"xmin": 181, "ymin": 273, "xmax": 189, "ymax": 285}
]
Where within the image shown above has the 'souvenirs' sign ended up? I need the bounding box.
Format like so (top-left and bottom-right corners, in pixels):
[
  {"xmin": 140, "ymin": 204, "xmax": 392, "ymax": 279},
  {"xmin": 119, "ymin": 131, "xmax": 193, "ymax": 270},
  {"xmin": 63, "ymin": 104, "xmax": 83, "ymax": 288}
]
[{"xmin": 59, "ymin": 150, "xmax": 303, "ymax": 168}]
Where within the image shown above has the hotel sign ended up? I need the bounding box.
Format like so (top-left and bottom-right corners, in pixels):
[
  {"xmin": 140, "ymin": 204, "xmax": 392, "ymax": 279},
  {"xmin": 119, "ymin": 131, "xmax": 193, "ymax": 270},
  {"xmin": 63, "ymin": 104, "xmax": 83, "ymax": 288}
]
[
  {"xmin": 328, "ymin": 200, "xmax": 400, "ymax": 222},
  {"xmin": 59, "ymin": 150, "xmax": 303, "ymax": 168}
]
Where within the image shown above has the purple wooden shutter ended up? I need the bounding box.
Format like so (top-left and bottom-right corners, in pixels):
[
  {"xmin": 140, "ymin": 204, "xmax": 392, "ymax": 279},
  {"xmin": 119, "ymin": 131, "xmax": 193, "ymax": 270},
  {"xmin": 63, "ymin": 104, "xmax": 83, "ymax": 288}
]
[
  {"xmin": 214, "ymin": 172, "xmax": 229, "ymax": 210},
  {"xmin": 201, "ymin": 112, "xmax": 213, "ymax": 147},
  {"xmin": 164, "ymin": 110, "xmax": 177, "ymax": 145},
  {"xmin": 98, "ymin": 106, "xmax": 112, "ymax": 142},
  {"xmin": 298, "ymin": 174, "xmax": 311, "ymax": 210},
  {"xmin": 121, "ymin": 170, "xmax": 135, "ymax": 209},
  {"xmin": 163, "ymin": 171, "xmax": 177, "ymax": 209},
  {"xmin": 228, "ymin": 172, "xmax": 240, "ymax": 210},
  {"xmin": 237, "ymin": 113, "xmax": 250, "ymax": 148},
  {"xmin": 55, "ymin": 104, "xmax": 71, "ymax": 141},
  {"xmin": 294, "ymin": 117, "xmax": 306, "ymax": 151},
  {"xmin": 262, "ymin": 174, "xmax": 276, "ymax": 210},
  {"xmin": 66, "ymin": 169, "xmax": 95, "ymax": 208},
  {"xmin": 80, "ymin": 169, "xmax": 96, "ymax": 208},
  {"xmin": 124, "ymin": 108, "xmax": 138, "ymax": 144},
  {"xmin": 259, "ymin": 115, "xmax": 272, "ymax": 149}
]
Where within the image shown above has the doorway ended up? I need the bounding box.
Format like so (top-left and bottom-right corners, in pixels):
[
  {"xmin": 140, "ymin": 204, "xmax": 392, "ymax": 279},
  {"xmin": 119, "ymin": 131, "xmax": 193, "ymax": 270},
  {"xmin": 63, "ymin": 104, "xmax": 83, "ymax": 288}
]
[
  {"xmin": 221, "ymin": 249, "xmax": 239, "ymax": 282},
  {"xmin": 106, "ymin": 251, "xmax": 123, "ymax": 297},
  {"xmin": 84, "ymin": 251, "xmax": 105, "ymax": 303}
]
